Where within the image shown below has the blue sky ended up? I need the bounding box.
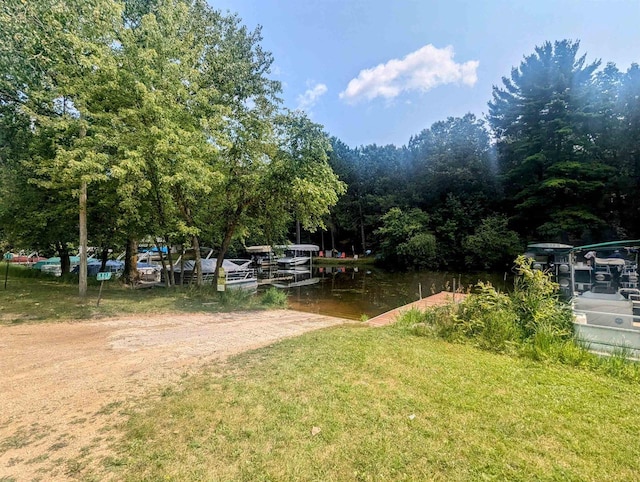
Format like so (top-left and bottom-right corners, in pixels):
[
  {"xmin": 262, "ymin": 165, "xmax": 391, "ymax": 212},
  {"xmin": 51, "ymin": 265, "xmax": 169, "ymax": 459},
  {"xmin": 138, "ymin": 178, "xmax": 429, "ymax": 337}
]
[{"xmin": 210, "ymin": 0, "xmax": 640, "ymax": 148}]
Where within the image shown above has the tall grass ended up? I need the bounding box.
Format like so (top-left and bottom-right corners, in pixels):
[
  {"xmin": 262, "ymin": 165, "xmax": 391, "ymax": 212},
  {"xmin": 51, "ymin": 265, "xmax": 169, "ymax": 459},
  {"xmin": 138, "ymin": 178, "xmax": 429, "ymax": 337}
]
[{"xmin": 397, "ymin": 256, "xmax": 640, "ymax": 382}]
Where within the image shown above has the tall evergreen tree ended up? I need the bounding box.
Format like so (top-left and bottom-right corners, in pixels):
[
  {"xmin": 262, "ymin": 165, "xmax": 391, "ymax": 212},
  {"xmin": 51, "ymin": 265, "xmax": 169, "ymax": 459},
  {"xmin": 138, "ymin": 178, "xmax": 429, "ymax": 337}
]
[{"xmin": 488, "ymin": 40, "xmax": 612, "ymax": 242}]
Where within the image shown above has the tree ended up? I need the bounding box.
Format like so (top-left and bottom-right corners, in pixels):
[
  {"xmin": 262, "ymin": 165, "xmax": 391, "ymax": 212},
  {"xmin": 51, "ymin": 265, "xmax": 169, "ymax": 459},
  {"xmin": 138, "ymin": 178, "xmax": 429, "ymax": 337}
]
[
  {"xmin": 375, "ymin": 207, "xmax": 437, "ymax": 268},
  {"xmin": 408, "ymin": 113, "xmax": 497, "ymax": 208},
  {"xmin": 464, "ymin": 215, "xmax": 522, "ymax": 271},
  {"xmin": 488, "ymin": 40, "xmax": 612, "ymax": 242},
  {"xmin": 0, "ymin": 0, "xmax": 122, "ymax": 282}
]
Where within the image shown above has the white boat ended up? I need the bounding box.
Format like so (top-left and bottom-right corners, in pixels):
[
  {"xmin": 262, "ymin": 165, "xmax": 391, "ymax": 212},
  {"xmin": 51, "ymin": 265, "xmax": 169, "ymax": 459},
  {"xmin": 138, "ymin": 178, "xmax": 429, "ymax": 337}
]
[
  {"xmin": 570, "ymin": 241, "xmax": 640, "ymax": 358},
  {"xmin": 246, "ymin": 245, "xmax": 279, "ymax": 266},
  {"xmin": 276, "ymin": 244, "xmax": 319, "ymax": 267},
  {"xmin": 172, "ymin": 251, "xmax": 256, "ymax": 290}
]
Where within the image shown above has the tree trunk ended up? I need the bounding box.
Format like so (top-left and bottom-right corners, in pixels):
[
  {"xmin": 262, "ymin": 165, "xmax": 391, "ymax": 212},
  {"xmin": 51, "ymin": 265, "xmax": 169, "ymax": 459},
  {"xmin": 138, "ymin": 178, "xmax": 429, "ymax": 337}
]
[
  {"xmin": 123, "ymin": 238, "xmax": 139, "ymax": 285},
  {"xmin": 156, "ymin": 240, "xmax": 170, "ymax": 288},
  {"xmin": 179, "ymin": 245, "xmax": 185, "ymax": 287},
  {"xmin": 58, "ymin": 242, "xmax": 70, "ymax": 275},
  {"xmin": 192, "ymin": 235, "xmax": 203, "ymax": 286},
  {"xmin": 358, "ymin": 202, "xmax": 366, "ymax": 254},
  {"xmin": 79, "ymin": 180, "xmax": 87, "ymax": 297},
  {"xmin": 330, "ymin": 227, "xmax": 335, "ymax": 253},
  {"xmin": 165, "ymin": 237, "xmax": 176, "ymax": 286},
  {"xmin": 214, "ymin": 220, "xmax": 239, "ymax": 290},
  {"xmin": 78, "ymin": 124, "xmax": 87, "ymax": 298}
]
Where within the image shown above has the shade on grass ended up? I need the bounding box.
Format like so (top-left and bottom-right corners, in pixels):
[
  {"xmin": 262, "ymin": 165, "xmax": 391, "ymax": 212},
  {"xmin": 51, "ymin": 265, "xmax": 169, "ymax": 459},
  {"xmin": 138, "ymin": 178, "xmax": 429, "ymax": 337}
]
[
  {"xmin": 0, "ymin": 272, "xmax": 276, "ymax": 324},
  {"xmin": 117, "ymin": 325, "xmax": 640, "ymax": 481}
]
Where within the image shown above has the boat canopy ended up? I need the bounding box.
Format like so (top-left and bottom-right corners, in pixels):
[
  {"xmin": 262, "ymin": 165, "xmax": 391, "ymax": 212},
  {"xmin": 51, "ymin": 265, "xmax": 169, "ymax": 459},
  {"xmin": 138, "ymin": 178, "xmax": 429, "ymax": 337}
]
[
  {"xmin": 246, "ymin": 245, "xmax": 273, "ymax": 253},
  {"xmin": 276, "ymin": 244, "xmax": 320, "ymax": 252},
  {"xmin": 246, "ymin": 244, "xmax": 320, "ymax": 253},
  {"xmin": 571, "ymin": 240, "xmax": 640, "ymax": 252},
  {"xmin": 526, "ymin": 243, "xmax": 573, "ymax": 250}
]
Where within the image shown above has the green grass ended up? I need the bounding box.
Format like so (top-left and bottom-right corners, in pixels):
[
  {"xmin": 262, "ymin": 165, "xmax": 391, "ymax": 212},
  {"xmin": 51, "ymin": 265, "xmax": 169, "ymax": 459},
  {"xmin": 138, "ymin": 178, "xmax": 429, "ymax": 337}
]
[
  {"xmin": 114, "ymin": 324, "xmax": 640, "ymax": 481},
  {"xmin": 0, "ymin": 266, "xmax": 285, "ymax": 324}
]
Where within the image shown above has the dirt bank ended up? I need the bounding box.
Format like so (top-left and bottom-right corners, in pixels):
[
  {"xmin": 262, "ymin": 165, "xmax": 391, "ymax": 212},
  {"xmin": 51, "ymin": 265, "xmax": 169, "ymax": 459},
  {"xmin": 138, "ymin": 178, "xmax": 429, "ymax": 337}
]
[{"xmin": 0, "ymin": 310, "xmax": 346, "ymax": 480}]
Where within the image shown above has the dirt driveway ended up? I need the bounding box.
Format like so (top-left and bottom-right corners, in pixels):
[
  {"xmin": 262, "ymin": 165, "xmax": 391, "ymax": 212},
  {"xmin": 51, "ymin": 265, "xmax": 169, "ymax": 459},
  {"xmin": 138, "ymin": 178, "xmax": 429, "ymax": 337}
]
[{"xmin": 0, "ymin": 310, "xmax": 346, "ymax": 480}]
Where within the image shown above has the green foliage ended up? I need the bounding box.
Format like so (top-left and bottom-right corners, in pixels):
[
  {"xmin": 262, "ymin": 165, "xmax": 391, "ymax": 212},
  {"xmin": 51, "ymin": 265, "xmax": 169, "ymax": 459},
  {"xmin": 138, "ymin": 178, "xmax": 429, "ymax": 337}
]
[
  {"xmin": 464, "ymin": 214, "xmax": 522, "ymax": 270},
  {"xmin": 403, "ymin": 257, "xmax": 573, "ymax": 355},
  {"xmin": 511, "ymin": 255, "xmax": 574, "ymax": 340},
  {"xmin": 0, "ymin": 0, "xmax": 345, "ymax": 286},
  {"xmin": 396, "ymin": 256, "xmax": 640, "ymax": 382},
  {"xmin": 400, "ymin": 256, "xmax": 640, "ymax": 380},
  {"xmin": 260, "ymin": 288, "xmax": 288, "ymax": 308},
  {"xmin": 488, "ymin": 40, "xmax": 616, "ymax": 241},
  {"xmin": 375, "ymin": 207, "xmax": 437, "ymax": 268}
]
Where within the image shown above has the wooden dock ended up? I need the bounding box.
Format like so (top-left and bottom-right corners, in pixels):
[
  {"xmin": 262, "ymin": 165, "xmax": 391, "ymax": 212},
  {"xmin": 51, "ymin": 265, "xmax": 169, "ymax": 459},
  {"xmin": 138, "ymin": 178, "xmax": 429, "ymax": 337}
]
[{"xmin": 366, "ymin": 291, "xmax": 467, "ymax": 327}]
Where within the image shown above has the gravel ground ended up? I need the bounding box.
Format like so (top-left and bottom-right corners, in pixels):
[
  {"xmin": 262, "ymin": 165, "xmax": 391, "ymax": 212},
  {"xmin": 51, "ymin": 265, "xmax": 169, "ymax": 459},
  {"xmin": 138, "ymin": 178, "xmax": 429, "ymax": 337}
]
[{"xmin": 0, "ymin": 310, "xmax": 346, "ymax": 481}]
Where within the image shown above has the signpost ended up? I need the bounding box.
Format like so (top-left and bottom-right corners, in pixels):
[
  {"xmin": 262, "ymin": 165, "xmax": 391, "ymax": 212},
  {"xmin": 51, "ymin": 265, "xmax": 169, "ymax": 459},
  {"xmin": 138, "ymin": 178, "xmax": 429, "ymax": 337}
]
[
  {"xmin": 96, "ymin": 271, "xmax": 112, "ymax": 306},
  {"xmin": 3, "ymin": 252, "xmax": 12, "ymax": 289},
  {"xmin": 217, "ymin": 267, "xmax": 226, "ymax": 292}
]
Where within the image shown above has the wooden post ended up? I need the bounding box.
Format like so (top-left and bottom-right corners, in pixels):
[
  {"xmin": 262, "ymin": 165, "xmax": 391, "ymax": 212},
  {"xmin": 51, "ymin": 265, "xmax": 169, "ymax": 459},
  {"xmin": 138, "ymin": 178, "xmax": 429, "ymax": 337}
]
[
  {"xmin": 4, "ymin": 259, "xmax": 9, "ymax": 289},
  {"xmin": 96, "ymin": 279, "xmax": 105, "ymax": 307}
]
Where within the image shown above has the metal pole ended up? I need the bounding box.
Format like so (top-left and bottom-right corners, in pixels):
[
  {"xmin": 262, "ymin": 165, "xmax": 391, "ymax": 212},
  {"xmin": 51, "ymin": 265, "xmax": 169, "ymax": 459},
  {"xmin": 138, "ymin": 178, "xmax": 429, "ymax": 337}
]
[{"xmin": 4, "ymin": 260, "xmax": 9, "ymax": 289}]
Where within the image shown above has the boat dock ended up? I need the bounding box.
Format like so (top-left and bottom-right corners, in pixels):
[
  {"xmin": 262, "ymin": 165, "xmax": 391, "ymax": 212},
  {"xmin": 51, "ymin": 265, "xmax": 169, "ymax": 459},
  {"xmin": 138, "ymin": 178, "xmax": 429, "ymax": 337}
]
[{"xmin": 366, "ymin": 291, "xmax": 467, "ymax": 327}]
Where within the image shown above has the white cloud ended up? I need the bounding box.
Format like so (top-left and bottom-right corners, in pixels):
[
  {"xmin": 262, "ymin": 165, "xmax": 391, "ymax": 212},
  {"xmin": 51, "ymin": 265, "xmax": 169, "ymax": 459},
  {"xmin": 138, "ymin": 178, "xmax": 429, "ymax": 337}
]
[
  {"xmin": 296, "ymin": 82, "xmax": 328, "ymax": 111},
  {"xmin": 339, "ymin": 44, "xmax": 479, "ymax": 104}
]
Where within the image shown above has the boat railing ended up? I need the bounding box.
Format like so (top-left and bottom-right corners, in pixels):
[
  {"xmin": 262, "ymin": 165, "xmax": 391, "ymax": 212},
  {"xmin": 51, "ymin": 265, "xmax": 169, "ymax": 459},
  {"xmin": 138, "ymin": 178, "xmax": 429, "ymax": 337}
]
[{"xmin": 226, "ymin": 268, "xmax": 256, "ymax": 282}]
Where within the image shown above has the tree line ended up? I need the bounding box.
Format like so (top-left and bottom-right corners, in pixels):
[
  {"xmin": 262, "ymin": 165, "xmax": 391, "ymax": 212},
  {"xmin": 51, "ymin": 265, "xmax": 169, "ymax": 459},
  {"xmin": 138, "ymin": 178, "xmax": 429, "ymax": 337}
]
[
  {"xmin": 0, "ymin": 0, "xmax": 344, "ymax": 283},
  {"xmin": 322, "ymin": 40, "xmax": 640, "ymax": 270},
  {"xmin": 1, "ymin": 5, "xmax": 638, "ymax": 279}
]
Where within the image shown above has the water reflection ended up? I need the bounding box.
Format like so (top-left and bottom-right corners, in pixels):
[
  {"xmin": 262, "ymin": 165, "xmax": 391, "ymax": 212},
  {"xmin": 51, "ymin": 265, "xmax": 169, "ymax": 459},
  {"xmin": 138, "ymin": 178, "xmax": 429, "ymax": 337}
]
[{"xmin": 260, "ymin": 265, "xmax": 509, "ymax": 320}]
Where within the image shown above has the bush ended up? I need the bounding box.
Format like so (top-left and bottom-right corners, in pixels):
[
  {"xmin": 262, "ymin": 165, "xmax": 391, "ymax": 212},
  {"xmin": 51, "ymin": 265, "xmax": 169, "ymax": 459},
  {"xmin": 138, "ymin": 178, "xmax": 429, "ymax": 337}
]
[
  {"xmin": 260, "ymin": 287, "xmax": 288, "ymax": 308},
  {"xmin": 464, "ymin": 215, "xmax": 522, "ymax": 270},
  {"xmin": 400, "ymin": 257, "xmax": 577, "ymax": 356},
  {"xmin": 397, "ymin": 255, "xmax": 640, "ymax": 380}
]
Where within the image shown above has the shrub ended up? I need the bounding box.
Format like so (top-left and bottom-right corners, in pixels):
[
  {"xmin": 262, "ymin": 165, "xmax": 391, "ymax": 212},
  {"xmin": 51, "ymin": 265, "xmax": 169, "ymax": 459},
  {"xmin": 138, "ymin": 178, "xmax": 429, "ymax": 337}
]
[
  {"xmin": 510, "ymin": 255, "xmax": 574, "ymax": 340},
  {"xmin": 399, "ymin": 257, "xmax": 578, "ymax": 357},
  {"xmin": 464, "ymin": 215, "xmax": 522, "ymax": 270},
  {"xmin": 260, "ymin": 287, "xmax": 288, "ymax": 308}
]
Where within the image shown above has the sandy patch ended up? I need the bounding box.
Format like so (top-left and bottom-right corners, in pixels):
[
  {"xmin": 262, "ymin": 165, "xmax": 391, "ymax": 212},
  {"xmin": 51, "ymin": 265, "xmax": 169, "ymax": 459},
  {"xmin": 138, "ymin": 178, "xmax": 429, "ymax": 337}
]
[{"xmin": 0, "ymin": 310, "xmax": 345, "ymax": 480}]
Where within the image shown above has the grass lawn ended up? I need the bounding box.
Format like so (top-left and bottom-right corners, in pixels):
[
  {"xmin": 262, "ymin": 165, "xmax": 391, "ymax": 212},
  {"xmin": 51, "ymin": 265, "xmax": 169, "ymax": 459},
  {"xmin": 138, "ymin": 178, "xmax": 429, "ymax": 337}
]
[
  {"xmin": 114, "ymin": 324, "xmax": 640, "ymax": 481},
  {"xmin": 0, "ymin": 266, "xmax": 279, "ymax": 324}
]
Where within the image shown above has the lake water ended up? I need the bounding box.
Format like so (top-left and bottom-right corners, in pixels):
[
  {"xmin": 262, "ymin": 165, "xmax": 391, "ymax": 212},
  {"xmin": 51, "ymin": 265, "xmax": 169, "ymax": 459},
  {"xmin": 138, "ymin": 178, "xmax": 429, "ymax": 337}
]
[{"xmin": 260, "ymin": 265, "xmax": 510, "ymax": 320}]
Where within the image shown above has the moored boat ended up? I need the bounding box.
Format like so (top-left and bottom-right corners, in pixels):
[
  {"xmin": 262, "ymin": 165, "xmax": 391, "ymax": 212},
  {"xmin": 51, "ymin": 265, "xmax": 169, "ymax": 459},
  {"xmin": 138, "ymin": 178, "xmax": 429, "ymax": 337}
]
[
  {"xmin": 276, "ymin": 244, "xmax": 319, "ymax": 267},
  {"xmin": 171, "ymin": 249, "xmax": 256, "ymax": 290},
  {"xmin": 569, "ymin": 240, "xmax": 640, "ymax": 358}
]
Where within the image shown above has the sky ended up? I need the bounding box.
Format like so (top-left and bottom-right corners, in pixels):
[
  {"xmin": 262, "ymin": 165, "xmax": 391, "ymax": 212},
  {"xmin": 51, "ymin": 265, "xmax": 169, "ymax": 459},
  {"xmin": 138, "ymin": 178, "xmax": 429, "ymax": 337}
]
[{"xmin": 210, "ymin": 0, "xmax": 640, "ymax": 148}]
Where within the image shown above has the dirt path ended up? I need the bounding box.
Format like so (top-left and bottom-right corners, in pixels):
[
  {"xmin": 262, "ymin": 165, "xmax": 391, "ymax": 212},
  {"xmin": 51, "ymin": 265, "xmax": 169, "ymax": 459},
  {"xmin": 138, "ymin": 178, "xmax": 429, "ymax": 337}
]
[{"xmin": 0, "ymin": 310, "xmax": 346, "ymax": 481}]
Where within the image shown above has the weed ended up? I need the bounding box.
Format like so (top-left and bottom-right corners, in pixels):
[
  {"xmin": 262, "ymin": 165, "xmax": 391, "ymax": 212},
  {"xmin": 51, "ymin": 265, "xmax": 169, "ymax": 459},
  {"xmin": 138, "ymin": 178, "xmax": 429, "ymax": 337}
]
[
  {"xmin": 260, "ymin": 288, "xmax": 288, "ymax": 308},
  {"xmin": 397, "ymin": 256, "xmax": 640, "ymax": 381}
]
